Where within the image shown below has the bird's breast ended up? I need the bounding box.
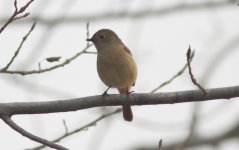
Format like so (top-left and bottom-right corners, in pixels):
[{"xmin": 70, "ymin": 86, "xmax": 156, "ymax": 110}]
[{"xmin": 97, "ymin": 51, "xmax": 137, "ymax": 88}]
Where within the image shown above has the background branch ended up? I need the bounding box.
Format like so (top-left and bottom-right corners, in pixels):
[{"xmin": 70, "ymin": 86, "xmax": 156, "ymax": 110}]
[
  {"xmin": 30, "ymin": 108, "xmax": 121, "ymax": 150},
  {"xmin": 1, "ymin": 22, "xmax": 36, "ymax": 71},
  {"xmin": 151, "ymin": 51, "xmax": 195, "ymax": 93},
  {"xmin": 174, "ymin": 104, "xmax": 199, "ymax": 150},
  {"xmin": 14, "ymin": 0, "xmax": 78, "ymax": 71},
  {"xmin": 0, "ymin": 21, "xmax": 95, "ymax": 75},
  {"xmin": 0, "ymin": 43, "xmax": 93, "ymax": 75},
  {"xmin": 0, "ymin": 0, "xmax": 235, "ymax": 26},
  {"xmin": 1, "ymin": 115, "xmax": 68, "ymax": 150},
  {"xmin": 0, "ymin": 0, "xmax": 238, "ymax": 149},
  {"xmin": 0, "ymin": 0, "xmax": 34, "ymax": 34},
  {"xmin": 134, "ymin": 121, "xmax": 239, "ymax": 150}
]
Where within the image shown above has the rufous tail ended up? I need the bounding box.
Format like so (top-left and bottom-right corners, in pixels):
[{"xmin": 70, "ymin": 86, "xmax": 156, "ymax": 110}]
[
  {"xmin": 118, "ymin": 88, "xmax": 133, "ymax": 122},
  {"xmin": 122, "ymin": 105, "xmax": 133, "ymax": 121}
]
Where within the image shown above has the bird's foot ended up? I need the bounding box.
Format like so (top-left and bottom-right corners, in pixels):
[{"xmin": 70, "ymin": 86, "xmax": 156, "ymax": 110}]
[
  {"xmin": 102, "ymin": 86, "xmax": 111, "ymax": 97},
  {"xmin": 127, "ymin": 90, "xmax": 135, "ymax": 97}
]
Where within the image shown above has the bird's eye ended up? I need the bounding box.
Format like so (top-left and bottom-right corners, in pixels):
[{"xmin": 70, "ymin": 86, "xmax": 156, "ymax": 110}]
[{"xmin": 99, "ymin": 34, "xmax": 105, "ymax": 39}]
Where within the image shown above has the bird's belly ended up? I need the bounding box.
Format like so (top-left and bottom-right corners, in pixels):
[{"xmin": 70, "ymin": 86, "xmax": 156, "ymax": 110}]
[{"xmin": 97, "ymin": 54, "xmax": 137, "ymax": 88}]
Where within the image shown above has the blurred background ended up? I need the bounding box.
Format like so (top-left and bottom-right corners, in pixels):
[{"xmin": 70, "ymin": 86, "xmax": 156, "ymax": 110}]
[{"xmin": 0, "ymin": 0, "xmax": 239, "ymax": 150}]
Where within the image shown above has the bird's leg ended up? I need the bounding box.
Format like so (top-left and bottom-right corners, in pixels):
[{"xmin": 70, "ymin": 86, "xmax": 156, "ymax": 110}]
[
  {"xmin": 102, "ymin": 86, "xmax": 111, "ymax": 96},
  {"xmin": 128, "ymin": 91, "xmax": 135, "ymax": 94},
  {"xmin": 126, "ymin": 88, "xmax": 135, "ymax": 98}
]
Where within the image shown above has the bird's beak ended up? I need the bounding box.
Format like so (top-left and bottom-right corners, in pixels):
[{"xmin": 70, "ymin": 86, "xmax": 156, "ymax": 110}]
[{"xmin": 86, "ymin": 38, "xmax": 92, "ymax": 42}]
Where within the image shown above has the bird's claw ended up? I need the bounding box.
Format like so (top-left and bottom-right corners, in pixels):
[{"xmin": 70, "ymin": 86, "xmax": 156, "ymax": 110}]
[
  {"xmin": 127, "ymin": 90, "xmax": 135, "ymax": 97},
  {"xmin": 102, "ymin": 91, "xmax": 109, "ymax": 96}
]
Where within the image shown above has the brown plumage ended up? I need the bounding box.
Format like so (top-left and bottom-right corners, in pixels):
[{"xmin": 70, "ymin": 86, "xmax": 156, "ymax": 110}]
[{"xmin": 87, "ymin": 29, "xmax": 137, "ymax": 121}]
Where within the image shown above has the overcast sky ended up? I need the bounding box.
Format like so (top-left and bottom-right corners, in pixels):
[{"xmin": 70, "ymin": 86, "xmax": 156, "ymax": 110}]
[{"xmin": 0, "ymin": 0, "xmax": 239, "ymax": 150}]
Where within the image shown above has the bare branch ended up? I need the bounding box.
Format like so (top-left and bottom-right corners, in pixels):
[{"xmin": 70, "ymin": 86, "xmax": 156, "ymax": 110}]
[
  {"xmin": 135, "ymin": 122, "xmax": 239, "ymax": 150},
  {"xmin": 0, "ymin": 0, "xmax": 34, "ymax": 34},
  {"xmin": 1, "ymin": 22, "xmax": 36, "ymax": 71},
  {"xmin": 1, "ymin": 115, "xmax": 68, "ymax": 150},
  {"xmin": 0, "ymin": 44, "xmax": 93, "ymax": 75},
  {"xmin": 0, "ymin": 0, "xmax": 234, "ymax": 26},
  {"xmin": 151, "ymin": 51, "xmax": 195, "ymax": 93},
  {"xmin": 62, "ymin": 119, "xmax": 69, "ymax": 134},
  {"xmin": 0, "ymin": 22, "xmax": 94, "ymax": 75},
  {"xmin": 174, "ymin": 104, "xmax": 200, "ymax": 150},
  {"xmin": 15, "ymin": 0, "xmax": 78, "ymax": 70},
  {"xmin": 12, "ymin": 12, "xmax": 30, "ymax": 21},
  {"xmin": 86, "ymin": 22, "xmax": 90, "ymax": 46},
  {"xmin": 158, "ymin": 139, "xmax": 163, "ymax": 150},
  {"xmin": 0, "ymin": 85, "xmax": 238, "ymax": 116},
  {"xmin": 186, "ymin": 46, "xmax": 207, "ymax": 95},
  {"xmin": 30, "ymin": 108, "xmax": 121, "ymax": 150}
]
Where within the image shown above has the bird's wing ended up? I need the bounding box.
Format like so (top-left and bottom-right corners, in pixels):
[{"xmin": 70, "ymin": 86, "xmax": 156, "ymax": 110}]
[{"xmin": 123, "ymin": 45, "xmax": 132, "ymax": 55}]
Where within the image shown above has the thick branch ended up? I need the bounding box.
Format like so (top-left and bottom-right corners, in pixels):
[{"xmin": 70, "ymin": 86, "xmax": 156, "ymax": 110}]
[{"xmin": 0, "ymin": 85, "xmax": 238, "ymax": 116}]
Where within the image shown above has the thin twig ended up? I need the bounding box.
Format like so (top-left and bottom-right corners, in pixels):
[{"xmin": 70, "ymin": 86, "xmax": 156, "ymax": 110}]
[
  {"xmin": 174, "ymin": 104, "xmax": 199, "ymax": 150},
  {"xmin": 13, "ymin": 12, "xmax": 30, "ymax": 21},
  {"xmin": 16, "ymin": 0, "xmax": 77, "ymax": 70},
  {"xmin": 0, "ymin": 44, "xmax": 93, "ymax": 75},
  {"xmin": 134, "ymin": 122, "xmax": 239, "ymax": 150},
  {"xmin": 150, "ymin": 51, "xmax": 195, "ymax": 93},
  {"xmin": 1, "ymin": 22, "xmax": 36, "ymax": 71},
  {"xmin": 0, "ymin": 0, "xmax": 34, "ymax": 34},
  {"xmin": 154, "ymin": 122, "xmax": 239, "ymax": 150},
  {"xmin": 62, "ymin": 119, "xmax": 69, "ymax": 134},
  {"xmin": 186, "ymin": 46, "xmax": 207, "ymax": 95},
  {"xmin": 0, "ymin": 22, "xmax": 94, "ymax": 75},
  {"xmin": 85, "ymin": 22, "xmax": 95, "ymax": 53},
  {"xmin": 86, "ymin": 22, "xmax": 90, "ymax": 46},
  {"xmin": 1, "ymin": 115, "xmax": 68, "ymax": 150},
  {"xmin": 159, "ymin": 139, "xmax": 163, "ymax": 150},
  {"xmin": 30, "ymin": 108, "xmax": 121, "ymax": 150}
]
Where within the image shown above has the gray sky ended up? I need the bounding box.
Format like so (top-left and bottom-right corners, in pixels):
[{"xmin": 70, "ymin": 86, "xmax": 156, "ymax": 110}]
[{"xmin": 0, "ymin": 0, "xmax": 239, "ymax": 150}]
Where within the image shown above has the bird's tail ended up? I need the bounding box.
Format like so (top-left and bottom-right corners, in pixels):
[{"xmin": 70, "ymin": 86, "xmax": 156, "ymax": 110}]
[
  {"xmin": 118, "ymin": 88, "xmax": 133, "ymax": 121},
  {"xmin": 122, "ymin": 105, "xmax": 133, "ymax": 121}
]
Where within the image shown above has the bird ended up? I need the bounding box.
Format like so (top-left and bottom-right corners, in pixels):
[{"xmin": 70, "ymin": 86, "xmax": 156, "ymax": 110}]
[{"xmin": 87, "ymin": 29, "xmax": 137, "ymax": 121}]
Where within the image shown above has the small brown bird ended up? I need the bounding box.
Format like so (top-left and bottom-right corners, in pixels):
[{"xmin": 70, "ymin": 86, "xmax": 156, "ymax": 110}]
[{"xmin": 87, "ymin": 29, "xmax": 137, "ymax": 121}]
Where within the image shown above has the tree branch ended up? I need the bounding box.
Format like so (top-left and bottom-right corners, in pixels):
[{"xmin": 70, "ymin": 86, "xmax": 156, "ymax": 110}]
[
  {"xmin": 1, "ymin": 22, "xmax": 36, "ymax": 71},
  {"xmin": 0, "ymin": 0, "xmax": 34, "ymax": 34},
  {"xmin": 0, "ymin": 44, "xmax": 93, "ymax": 75},
  {"xmin": 1, "ymin": 115, "xmax": 68, "ymax": 150},
  {"xmin": 30, "ymin": 108, "xmax": 121, "ymax": 150},
  {"xmin": 186, "ymin": 47, "xmax": 207, "ymax": 95},
  {"xmin": 174, "ymin": 103, "xmax": 200, "ymax": 150},
  {"xmin": 151, "ymin": 51, "xmax": 195, "ymax": 93},
  {"xmin": 0, "ymin": 85, "xmax": 238, "ymax": 116},
  {"xmin": 0, "ymin": 0, "xmax": 235, "ymax": 26},
  {"xmin": 134, "ymin": 121, "xmax": 239, "ymax": 150},
  {"xmin": 0, "ymin": 22, "xmax": 95, "ymax": 75}
]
